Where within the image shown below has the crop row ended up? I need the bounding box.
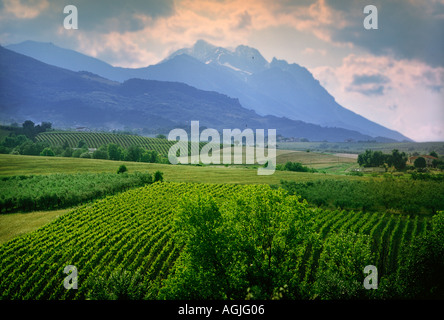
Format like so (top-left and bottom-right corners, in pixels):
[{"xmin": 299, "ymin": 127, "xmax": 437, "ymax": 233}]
[{"xmin": 0, "ymin": 182, "xmax": 430, "ymax": 299}]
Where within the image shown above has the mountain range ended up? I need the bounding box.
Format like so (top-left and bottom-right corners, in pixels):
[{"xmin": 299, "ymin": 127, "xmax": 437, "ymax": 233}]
[{"xmin": 1, "ymin": 40, "xmax": 411, "ymax": 142}]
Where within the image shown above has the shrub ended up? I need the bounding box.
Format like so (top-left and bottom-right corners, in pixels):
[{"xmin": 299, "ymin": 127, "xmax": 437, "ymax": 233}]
[
  {"xmin": 117, "ymin": 165, "xmax": 128, "ymax": 174},
  {"xmin": 40, "ymin": 147, "xmax": 55, "ymax": 157},
  {"xmin": 154, "ymin": 170, "xmax": 163, "ymax": 182}
]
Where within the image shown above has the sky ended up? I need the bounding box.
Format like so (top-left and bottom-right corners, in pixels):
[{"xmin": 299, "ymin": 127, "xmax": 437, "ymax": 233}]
[{"xmin": 0, "ymin": 0, "xmax": 443, "ymax": 142}]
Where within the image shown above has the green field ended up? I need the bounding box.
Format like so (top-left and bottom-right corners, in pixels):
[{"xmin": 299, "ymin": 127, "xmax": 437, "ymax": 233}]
[
  {"xmin": 0, "ymin": 182, "xmax": 438, "ymax": 299},
  {"xmin": 277, "ymin": 141, "xmax": 444, "ymax": 155},
  {"xmin": 0, "ymin": 154, "xmax": 367, "ymax": 184},
  {"xmin": 0, "ymin": 147, "xmax": 443, "ymax": 300},
  {"xmin": 36, "ymin": 131, "xmax": 179, "ymax": 155},
  {"xmin": 0, "ymin": 208, "xmax": 70, "ymax": 244}
]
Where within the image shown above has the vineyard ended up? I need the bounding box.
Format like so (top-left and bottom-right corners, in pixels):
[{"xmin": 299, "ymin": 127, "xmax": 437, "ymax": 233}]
[
  {"xmin": 0, "ymin": 172, "xmax": 158, "ymax": 213},
  {"xmin": 36, "ymin": 132, "xmax": 199, "ymax": 155},
  {"xmin": 0, "ymin": 182, "xmax": 439, "ymax": 300}
]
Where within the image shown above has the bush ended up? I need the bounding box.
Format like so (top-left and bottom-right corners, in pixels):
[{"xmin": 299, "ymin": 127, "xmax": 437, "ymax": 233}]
[
  {"xmin": 40, "ymin": 147, "xmax": 55, "ymax": 157},
  {"xmin": 276, "ymin": 161, "xmax": 315, "ymax": 173},
  {"xmin": 92, "ymin": 149, "xmax": 108, "ymax": 160},
  {"xmin": 154, "ymin": 170, "xmax": 163, "ymax": 182},
  {"xmin": 79, "ymin": 152, "xmax": 91, "ymax": 159},
  {"xmin": 414, "ymin": 157, "xmax": 426, "ymax": 169},
  {"xmin": 117, "ymin": 165, "xmax": 128, "ymax": 174}
]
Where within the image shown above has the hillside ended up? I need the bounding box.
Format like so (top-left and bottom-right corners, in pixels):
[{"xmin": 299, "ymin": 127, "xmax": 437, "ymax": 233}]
[
  {"xmin": 0, "ymin": 45, "xmax": 377, "ymax": 142},
  {"xmin": 0, "ymin": 181, "xmax": 433, "ymax": 299},
  {"xmin": 36, "ymin": 132, "xmax": 181, "ymax": 155},
  {"xmin": 6, "ymin": 40, "xmax": 411, "ymax": 141}
]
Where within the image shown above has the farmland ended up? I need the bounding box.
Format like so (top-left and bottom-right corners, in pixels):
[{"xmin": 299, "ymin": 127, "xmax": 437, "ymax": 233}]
[
  {"xmin": 0, "ymin": 182, "xmax": 440, "ymax": 300},
  {"xmin": 0, "ymin": 140, "xmax": 443, "ymax": 300},
  {"xmin": 36, "ymin": 131, "xmax": 178, "ymax": 155}
]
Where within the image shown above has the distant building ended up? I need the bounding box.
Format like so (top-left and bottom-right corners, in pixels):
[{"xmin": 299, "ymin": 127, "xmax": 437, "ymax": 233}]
[{"xmin": 407, "ymin": 155, "xmax": 438, "ymax": 167}]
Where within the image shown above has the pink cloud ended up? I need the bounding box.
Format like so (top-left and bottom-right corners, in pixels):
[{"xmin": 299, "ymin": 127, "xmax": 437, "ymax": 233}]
[
  {"xmin": 312, "ymin": 54, "xmax": 444, "ymax": 141},
  {"xmin": 3, "ymin": 0, "xmax": 49, "ymax": 19}
]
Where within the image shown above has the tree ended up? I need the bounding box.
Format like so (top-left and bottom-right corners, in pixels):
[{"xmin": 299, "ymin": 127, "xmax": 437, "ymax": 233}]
[
  {"xmin": 414, "ymin": 157, "xmax": 426, "ymax": 169},
  {"xmin": 387, "ymin": 149, "xmax": 407, "ymax": 170},
  {"xmin": 124, "ymin": 145, "xmax": 143, "ymax": 162},
  {"xmin": 117, "ymin": 165, "xmax": 127, "ymax": 174},
  {"xmin": 141, "ymin": 150, "xmax": 159, "ymax": 163},
  {"xmin": 155, "ymin": 134, "xmax": 167, "ymax": 139},
  {"xmin": 93, "ymin": 149, "xmax": 108, "ymax": 160},
  {"xmin": 40, "ymin": 147, "xmax": 55, "ymax": 157},
  {"xmin": 77, "ymin": 139, "xmax": 88, "ymax": 149},
  {"xmin": 160, "ymin": 188, "xmax": 314, "ymax": 300},
  {"xmin": 62, "ymin": 148, "xmax": 73, "ymax": 157},
  {"xmin": 62, "ymin": 140, "xmax": 70, "ymax": 150},
  {"xmin": 107, "ymin": 143, "xmax": 122, "ymax": 161},
  {"xmin": 430, "ymin": 151, "xmax": 438, "ymax": 158},
  {"xmin": 357, "ymin": 149, "xmax": 387, "ymax": 167},
  {"xmin": 154, "ymin": 170, "xmax": 163, "ymax": 182}
]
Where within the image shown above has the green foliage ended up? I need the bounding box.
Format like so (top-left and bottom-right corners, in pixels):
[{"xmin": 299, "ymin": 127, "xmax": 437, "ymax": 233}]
[
  {"xmin": 0, "ymin": 172, "xmax": 155, "ymax": 213},
  {"xmin": 40, "ymin": 147, "xmax": 55, "ymax": 157},
  {"xmin": 276, "ymin": 161, "xmax": 316, "ymax": 173},
  {"xmin": 87, "ymin": 269, "xmax": 145, "ymax": 300},
  {"xmin": 312, "ymin": 233, "xmax": 374, "ymax": 299},
  {"xmin": 153, "ymin": 170, "xmax": 163, "ymax": 182},
  {"xmin": 393, "ymin": 212, "xmax": 444, "ymax": 299},
  {"xmin": 141, "ymin": 150, "xmax": 159, "ymax": 163},
  {"xmin": 0, "ymin": 182, "xmax": 435, "ymax": 300},
  {"xmin": 161, "ymin": 187, "xmax": 313, "ymax": 299},
  {"xmin": 358, "ymin": 149, "xmax": 407, "ymax": 170},
  {"xmin": 280, "ymin": 178, "xmax": 444, "ymax": 214},
  {"xmin": 388, "ymin": 149, "xmax": 408, "ymax": 170},
  {"xmin": 107, "ymin": 143, "xmax": 123, "ymax": 161},
  {"xmin": 77, "ymin": 139, "xmax": 87, "ymax": 149},
  {"xmin": 358, "ymin": 149, "xmax": 387, "ymax": 167},
  {"xmin": 411, "ymin": 172, "xmax": 444, "ymax": 181},
  {"xmin": 413, "ymin": 157, "xmax": 426, "ymax": 169},
  {"xmin": 117, "ymin": 165, "xmax": 128, "ymax": 174},
  {"xmin": 92, "ymin": 149, "xmax": 108, "ymax": 160},
  {"xmin": 124, "ymin": 145, "xmax": 144, "ymax": 162},
  {"xmin": 71, "ymin": 149, "xmax": 83, "ymax": 158}
]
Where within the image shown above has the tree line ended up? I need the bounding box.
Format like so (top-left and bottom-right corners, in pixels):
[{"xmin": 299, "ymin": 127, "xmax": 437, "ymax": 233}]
[
  {"xmin": 1, "ymin": 130, "xmax": 169, "ymax": 164},
  {"xmin": 357, "ymin": 149, "xmax": 442, "ymax": 170}
]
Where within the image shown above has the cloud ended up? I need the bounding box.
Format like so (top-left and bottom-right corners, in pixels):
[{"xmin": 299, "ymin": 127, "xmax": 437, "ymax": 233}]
[
  {"xmin": 347, "ymin": 73, "xmax": 390, "ymax": 96},
  {"xmin": 1, "ymin": 0, "xmax": 442, "ymax": 141},
  {"xmin": 325, "ymin": 0, "xmax": 444, "ymax": 67},
  {"xmin": 2, "ymin": 0, "xmax": 49, "ymax": 19},
  {"xmin": 312, "ymin": 54, "xmax": 444, "ymax": 141},
  {"xmin": 235, "ymin": 10, "xmax": 252, "ymax": 30}
]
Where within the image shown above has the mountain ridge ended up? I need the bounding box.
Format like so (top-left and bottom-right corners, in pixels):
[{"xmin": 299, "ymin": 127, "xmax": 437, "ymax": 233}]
[
  {"xmin": 0, "ymin": 45, "xmax": 381, "ymax": 142},
  {"xmin": 5, "ymin": 40, "xmax": 411, "ymax": 141}
]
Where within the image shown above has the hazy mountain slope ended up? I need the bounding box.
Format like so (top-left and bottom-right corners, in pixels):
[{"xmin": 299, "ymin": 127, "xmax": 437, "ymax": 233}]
[
  {"xmin": 0, "ymin": 46, "xmax": 375, "ymax": 141},
  {"xmin": 6, "ymin": 40, "xmax": 411, "ymax": 141}
]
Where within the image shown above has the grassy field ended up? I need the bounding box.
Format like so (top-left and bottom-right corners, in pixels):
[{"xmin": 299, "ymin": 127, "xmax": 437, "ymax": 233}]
[
  {"xmin": 0, "ymin": 152, "xmax": 365, "ymax": 248},
  {"xmin": 277, "ymin": 141, "xmax": 444, "ymax": 155},
  {"xmin": 0, "ymin": 154, "xmax": 367, "ymax": 185},
  {"xmin": 0, "ymin": 208, "xmax": 70, "ymax": 244}
]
